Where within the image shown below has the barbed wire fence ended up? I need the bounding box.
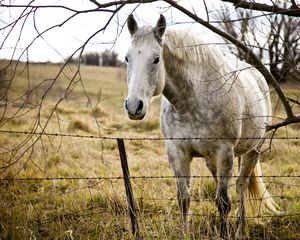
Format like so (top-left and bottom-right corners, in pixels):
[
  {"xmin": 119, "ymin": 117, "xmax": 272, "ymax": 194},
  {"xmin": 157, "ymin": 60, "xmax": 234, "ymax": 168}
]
[
  {"xmin": 1, "ymin": 129, "xmax": 300, "ymax": 239},
  {"xmin": 1, "ymin": 1, "xmax": 300, "ymax": 239}
]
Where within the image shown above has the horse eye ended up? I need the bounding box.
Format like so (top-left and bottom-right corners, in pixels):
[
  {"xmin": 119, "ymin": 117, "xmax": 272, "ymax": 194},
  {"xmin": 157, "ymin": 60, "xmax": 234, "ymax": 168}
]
[
  {"xmin": 125, "ymin": 56, "xmax": 129, "ymax": 62},
  {"xmin": 153, "ymin": 57, "xmax": 160, "ymax": 64}
]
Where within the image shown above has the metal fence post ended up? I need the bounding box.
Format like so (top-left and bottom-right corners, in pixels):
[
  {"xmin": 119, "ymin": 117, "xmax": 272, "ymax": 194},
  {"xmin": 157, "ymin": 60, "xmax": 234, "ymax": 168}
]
[{"xmin": 117, "ymin": 138, "xmax": 140, "ymax": 239}]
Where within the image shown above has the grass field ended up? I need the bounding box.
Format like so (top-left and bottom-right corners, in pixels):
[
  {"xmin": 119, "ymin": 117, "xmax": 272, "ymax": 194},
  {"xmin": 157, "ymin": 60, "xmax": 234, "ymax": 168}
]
[{"xmin": 0, "ymin": 60, "xmax": 300, "ymax": 239}]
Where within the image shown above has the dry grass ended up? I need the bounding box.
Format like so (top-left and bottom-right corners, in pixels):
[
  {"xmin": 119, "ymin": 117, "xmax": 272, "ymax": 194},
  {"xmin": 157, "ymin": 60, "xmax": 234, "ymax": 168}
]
[{"xmin": 0, "ymin": 60, "xmax": 299, "ymax": 239}]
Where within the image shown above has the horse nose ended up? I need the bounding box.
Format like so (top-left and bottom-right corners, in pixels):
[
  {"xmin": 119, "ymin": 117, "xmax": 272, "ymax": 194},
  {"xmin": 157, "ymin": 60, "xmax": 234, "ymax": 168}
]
[
  {"xmin": 136, "ymin": 100, "xmax": 143, "ymax": 114},
  {"xmin": 125, "ymin": 98, "xmax": 144, "ymax": 116},
  {"xmin": 124, "ymin": 98, "xmax": 146, "ymax": 120}
]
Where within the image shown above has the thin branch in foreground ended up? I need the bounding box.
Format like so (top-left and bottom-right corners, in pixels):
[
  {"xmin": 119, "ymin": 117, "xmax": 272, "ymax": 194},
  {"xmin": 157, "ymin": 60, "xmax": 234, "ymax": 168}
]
[
  {"xmin": 287, "ymin": 97, "xmax": 300, "ymax": 106},
  {"xmin": 266, "ymin": 115, "xmax": 300, "ymax": 131}
]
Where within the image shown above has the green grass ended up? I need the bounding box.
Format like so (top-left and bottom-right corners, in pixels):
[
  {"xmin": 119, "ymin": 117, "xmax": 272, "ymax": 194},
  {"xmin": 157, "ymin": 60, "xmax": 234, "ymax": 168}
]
[{"xmin": 0, "ymin": 60, "xmax": 299, "ymax": 239}]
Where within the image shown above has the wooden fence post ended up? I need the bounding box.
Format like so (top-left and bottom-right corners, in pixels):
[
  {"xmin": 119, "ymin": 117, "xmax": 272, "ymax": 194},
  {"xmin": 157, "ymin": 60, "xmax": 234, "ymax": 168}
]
[{"xmin": 117, "ymin": 138, "xmax": 140, "ymax": 239}]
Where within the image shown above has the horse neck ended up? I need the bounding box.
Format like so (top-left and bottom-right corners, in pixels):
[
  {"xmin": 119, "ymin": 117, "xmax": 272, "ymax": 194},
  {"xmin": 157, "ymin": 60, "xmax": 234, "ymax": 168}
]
[{"xmin": 162, "ymin": 42, "xmax": 223, "ymax": 110}]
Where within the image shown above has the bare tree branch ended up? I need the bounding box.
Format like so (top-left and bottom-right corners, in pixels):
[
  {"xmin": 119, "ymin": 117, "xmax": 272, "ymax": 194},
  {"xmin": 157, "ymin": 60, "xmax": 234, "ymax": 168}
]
[
  {"xmin": 221, "ymin": 0, "xmax": 300, "ymax": 17},
  {"xmin": 266, "ymin": 115, "xmax": 300, "ymax": 131},
  {"xmin": 287, "ymin": 97, "xmax": 300, "ymax": 106}
]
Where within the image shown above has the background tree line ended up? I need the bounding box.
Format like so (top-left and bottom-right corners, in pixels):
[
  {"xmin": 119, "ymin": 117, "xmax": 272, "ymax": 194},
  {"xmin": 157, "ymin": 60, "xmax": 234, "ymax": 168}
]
[
  {"xmin": 69, "ymin": 49, "xmax": 124, "ymax": 67},
  {"xmin": 216, "ymin": 2, "xmax": 300, "ymax": 84}
]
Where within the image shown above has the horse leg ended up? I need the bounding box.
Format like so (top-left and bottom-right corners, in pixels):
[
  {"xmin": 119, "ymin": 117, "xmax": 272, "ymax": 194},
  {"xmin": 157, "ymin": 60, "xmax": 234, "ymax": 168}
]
[
  {"xmin": 215, "ymin": 145, "xmax": 233, "ymax": 240},
  {"xmin": 166, "ymin": 143, "xmax": 192, "ymax": 222},
  {"xmin": 204, "ymin": 156, "xmax": 217, "ymax": 183},
  {"xmin": 235, "ymin": 150, "xmax": 259, "ymax": 240}
]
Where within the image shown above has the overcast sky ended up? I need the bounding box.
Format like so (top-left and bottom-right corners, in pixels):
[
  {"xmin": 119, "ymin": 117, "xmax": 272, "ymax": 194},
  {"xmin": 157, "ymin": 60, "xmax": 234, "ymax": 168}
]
[
  {"xmin": 3, "ymin": 0, "xmax": 296, "ymax": 63},
  {"xmin": 0, "ymin": 0, "xmax": 235, "ymax": 63}
]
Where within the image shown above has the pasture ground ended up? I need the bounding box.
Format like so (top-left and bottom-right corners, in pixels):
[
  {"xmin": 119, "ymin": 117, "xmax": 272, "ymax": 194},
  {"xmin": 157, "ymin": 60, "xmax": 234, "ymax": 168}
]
[{"xmin": 0, "ymin": 61, "xmax": 300, "ymax": 239}]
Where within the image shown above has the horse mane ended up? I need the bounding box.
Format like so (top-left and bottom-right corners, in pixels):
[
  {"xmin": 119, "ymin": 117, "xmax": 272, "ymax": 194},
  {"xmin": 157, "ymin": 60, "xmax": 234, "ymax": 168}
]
[{"xmin": 163, "ymin": 29, "xmax": 226, "ymax": 69}]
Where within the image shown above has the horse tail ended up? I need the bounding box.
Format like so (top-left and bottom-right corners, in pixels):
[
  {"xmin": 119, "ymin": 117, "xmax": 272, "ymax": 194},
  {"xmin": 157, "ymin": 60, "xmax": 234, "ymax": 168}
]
[{"xmin": 247, "ymin": 160, "xmax": 280, "ymax": 215}]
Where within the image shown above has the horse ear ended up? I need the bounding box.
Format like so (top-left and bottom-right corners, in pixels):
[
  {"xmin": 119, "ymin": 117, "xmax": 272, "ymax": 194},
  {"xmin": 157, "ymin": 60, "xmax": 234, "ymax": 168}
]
[
  {"xmin": 154, "ymin": 14, "xmax": 166, "ymax": 40},
  {"xmin": 127, "ymin": 14, "xmax": 138, "ymax": 36}
]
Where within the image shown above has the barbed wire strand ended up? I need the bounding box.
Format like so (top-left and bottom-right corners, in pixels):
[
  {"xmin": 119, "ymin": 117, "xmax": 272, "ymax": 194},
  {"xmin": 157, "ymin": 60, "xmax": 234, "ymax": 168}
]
[
  {"xmin": 1, "ymin": 174, "xmax": 300, "ymax": 181},
  {"xmin": 0, "ymin": 129, "xmax": 300, "ymax": 140}
]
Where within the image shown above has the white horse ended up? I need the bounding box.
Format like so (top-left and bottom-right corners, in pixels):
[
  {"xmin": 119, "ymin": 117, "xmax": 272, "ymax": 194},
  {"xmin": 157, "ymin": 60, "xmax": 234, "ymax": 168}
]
[{"xmin": 124, "ymin": 14, "xmax": 278, "ymax": 239}]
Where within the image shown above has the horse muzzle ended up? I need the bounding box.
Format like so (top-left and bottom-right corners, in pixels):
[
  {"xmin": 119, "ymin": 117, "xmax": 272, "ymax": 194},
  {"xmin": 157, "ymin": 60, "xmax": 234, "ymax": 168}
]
[{"xmin": 125, "ymin": 98, "xmax": 146, "ymax": 120}]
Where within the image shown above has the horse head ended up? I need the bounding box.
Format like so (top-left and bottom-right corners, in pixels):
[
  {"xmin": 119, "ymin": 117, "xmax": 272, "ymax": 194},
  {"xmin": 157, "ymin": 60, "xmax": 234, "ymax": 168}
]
[{"xmin": 124, "ymin": 14, "xmax": 166, "ymax": 120}]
